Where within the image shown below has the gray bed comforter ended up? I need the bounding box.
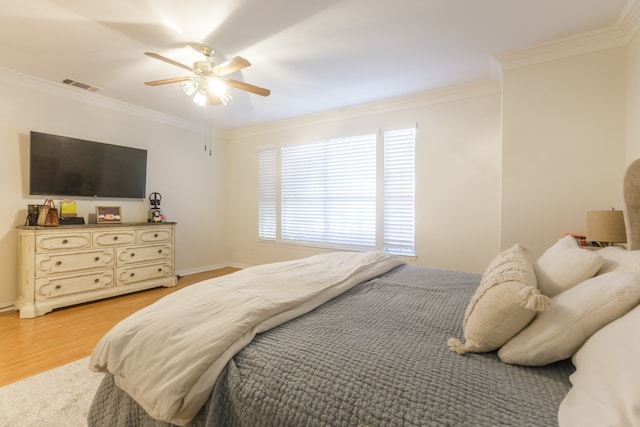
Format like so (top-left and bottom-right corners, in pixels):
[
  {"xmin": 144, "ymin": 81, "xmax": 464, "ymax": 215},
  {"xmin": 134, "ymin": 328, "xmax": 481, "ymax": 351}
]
[{"xmin": 88, "ymin": 265, "xmax": 574, "ymax": 426}]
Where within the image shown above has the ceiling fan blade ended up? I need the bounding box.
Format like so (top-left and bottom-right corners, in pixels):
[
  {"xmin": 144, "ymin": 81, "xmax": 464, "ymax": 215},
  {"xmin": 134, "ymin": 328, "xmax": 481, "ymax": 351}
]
[
  {"xmin": 224, "ymin": 79, "xmax": 271, "ymax": 97},
  {"xmin": 144, "ymin": 52, "xmax": 193, "ymax": 72},
  {"xmin": 144, "ymin": 77, "xmax": 192, "ymax": 86},
  {"xmin": 213, "ymin": 56, "xmax": 251, "ymax": 76}
]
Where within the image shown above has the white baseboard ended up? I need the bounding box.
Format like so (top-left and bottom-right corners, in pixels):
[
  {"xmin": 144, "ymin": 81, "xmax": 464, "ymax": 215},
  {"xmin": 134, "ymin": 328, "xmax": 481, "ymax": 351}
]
[
  {"xmin": 0, "ymin": 302, "xmax": 15, "ymax": 313},
  {"xmin": 175, "ymin": 262, "xmax": 240, "ymax": 278},
  {"xmin": 228, "ymin": 262, "xmax": 251, "ymax": 269}
]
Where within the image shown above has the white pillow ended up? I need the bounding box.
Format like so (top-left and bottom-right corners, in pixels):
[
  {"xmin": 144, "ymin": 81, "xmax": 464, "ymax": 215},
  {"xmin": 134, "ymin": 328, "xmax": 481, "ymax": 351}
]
[
  {"xmin": 448, "ymin": 244, "xmax": 549, "ymax": 355},
  {"xmin": 558, "ymin": 304, "xmax": 640, "ymax": 427},
  {"xmin": 596, "ymin": 246, "xmax": 640, "ymax": 274},
  {"xmin": 534, "ymin": 235, "xmax": 604, "ymax": 297},
  {"xmin": 498, "ymin": 271, "xmax": 640, "ymax": 366}
]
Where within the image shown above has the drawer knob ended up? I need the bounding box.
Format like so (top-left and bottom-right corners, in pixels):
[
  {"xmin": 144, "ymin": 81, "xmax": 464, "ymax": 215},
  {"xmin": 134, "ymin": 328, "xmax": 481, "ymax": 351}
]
[
  {"xmin": 55, "ymin": 285, "xmax": 61, "ymax": 290},
  {"xmin": 130, "ymin": 253, "xmax": 135, "ymax": 257},
  {"xmin": 56, "ymin": 261, "xmax": 62, "ymax": 266},
  {"xmin": 154, "ymin": 233, "xmax": 159, "ymax": 238},
  {"xmin": 94, "ymin": 278, "xmax": 100, "ymax": 283},
  {"xmin": 113, "ymin": 236, "xmax": 118, "ymax": 241},
  {"xmin": 158, "ymin": 268, "xmax": 162, "ymax": 272},
  {"xmin": 62, "ymin": 239, "xmax": 68, "ymax": 244},
  {"xmin": 158, "ymin": 249, "xmax": 162, "ymax": 254},
  {"xmin": 94, "ymin": 257, "xmax": 100, "ymax": 261},
  {"xmin": 130, "ymin": 272, "xmax": 135, "ymax": 277}
]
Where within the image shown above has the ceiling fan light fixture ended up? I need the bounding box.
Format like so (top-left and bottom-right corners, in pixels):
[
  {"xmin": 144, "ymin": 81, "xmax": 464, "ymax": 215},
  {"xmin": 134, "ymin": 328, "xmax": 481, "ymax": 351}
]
[
  {"xmin": 218, "ymin": 93, "xmax": 232, "ymax": 106},
  {"xmin": 208, "ymin": 78, "xmax": 232, "ymax": 105},
  {"xmin": 181, "ymin": 79, "xmax": 198, "ymax": 96},
  {"xmin": 192, "ymin": 90, "xmax": 207, "ymax": 106}
]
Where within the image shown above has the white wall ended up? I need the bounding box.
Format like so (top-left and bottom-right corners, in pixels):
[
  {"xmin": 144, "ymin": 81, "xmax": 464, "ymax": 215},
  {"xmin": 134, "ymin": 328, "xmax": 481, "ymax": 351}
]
[
  {"xmin": 627, "ymin": 29, "xmax": 640, "ymax": 162},
  {"xmin": 226, "ymin": 82, "xmax": 502, "ymax": 274},
  {"xmin": 0, "ymin": 71, "xmax": 230, "ymax": 308},
  {"xmin": 501, "ymin": 47, "xmax": 628, "ymax": 258}
]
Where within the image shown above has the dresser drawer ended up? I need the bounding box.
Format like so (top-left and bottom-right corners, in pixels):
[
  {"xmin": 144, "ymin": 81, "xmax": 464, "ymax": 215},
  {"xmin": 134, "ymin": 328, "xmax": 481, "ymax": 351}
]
[
  {"xmin": 36, "ymin": 232, "xmax": 92, "ymax": 252},
  {"xmin": 93, "ymin": 230, "xmax": 136, "ymax": 247},
  {"xmin": 35, "ymin": 270, "xmax": 114, "ymax": 300},
  {"xmin": 116, "ymin": 244, "xmax": 172, "ymax": 265},
  {"xmin": 35, "ymin": 249, "xmax": 114, "ymax": 276},
  {"xmin": 138, "ymin": 228, "xmax": 172, "ymax": 243},
  {"xmin": 116, "ymin": 262, "xmax": 173, "ymax": 286}
]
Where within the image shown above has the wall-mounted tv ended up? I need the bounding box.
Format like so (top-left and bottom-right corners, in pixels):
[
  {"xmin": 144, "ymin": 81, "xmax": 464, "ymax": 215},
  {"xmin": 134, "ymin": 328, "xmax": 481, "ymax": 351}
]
[{"xmin": 29, "ymin": 131, "xmax": 147, "ymax": 199}]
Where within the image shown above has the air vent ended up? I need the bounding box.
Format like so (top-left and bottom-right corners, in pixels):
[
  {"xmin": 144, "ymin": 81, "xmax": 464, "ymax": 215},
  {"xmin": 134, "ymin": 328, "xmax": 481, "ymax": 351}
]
[{"xmin": 62, "ymin": 78, "xmax": 100, "ymax": 92}]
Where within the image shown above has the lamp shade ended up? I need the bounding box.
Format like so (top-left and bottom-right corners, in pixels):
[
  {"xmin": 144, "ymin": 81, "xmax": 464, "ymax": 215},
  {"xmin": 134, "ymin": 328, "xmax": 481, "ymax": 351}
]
[{"xmin": 586, "ymin": 209, "xmax": 627, "ymax": 243}]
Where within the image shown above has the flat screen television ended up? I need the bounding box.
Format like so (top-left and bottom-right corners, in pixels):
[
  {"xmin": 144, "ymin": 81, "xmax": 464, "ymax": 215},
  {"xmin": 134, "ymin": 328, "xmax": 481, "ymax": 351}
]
[{"xmin": 29, "ymin": 131, "xmax": 147, "ymax": 199}]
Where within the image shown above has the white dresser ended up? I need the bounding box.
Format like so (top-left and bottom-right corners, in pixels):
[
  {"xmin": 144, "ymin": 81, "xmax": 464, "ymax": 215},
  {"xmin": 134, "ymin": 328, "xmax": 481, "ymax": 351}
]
[{"xmin": 16, "ymin": 222, "xmax": 177, "ymax": 318}]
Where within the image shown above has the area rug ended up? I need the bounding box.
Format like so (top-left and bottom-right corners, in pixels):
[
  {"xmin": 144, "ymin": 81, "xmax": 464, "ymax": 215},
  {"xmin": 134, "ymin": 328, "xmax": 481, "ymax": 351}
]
[{"xmin": 0, "ymin": 357, "xmax": 104, "ymax": 427}]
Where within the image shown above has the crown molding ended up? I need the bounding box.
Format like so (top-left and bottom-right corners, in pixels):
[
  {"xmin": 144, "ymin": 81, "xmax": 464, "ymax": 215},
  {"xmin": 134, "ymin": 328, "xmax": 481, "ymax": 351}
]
[
  {"xmin": 0, "ymin": 66, "xmax": 202, "ymax": 132},
  {"xmin": 619, "ymin": 0, "xmax": 640, "ymax": 42},
  {"xmin": 493, "ymin": 27, "xmax": 626, "ymax": 70},
  {"xmin": 227, "ymin": 80, "xmax": 500, "ymax": 141},
  {"xmin": 494, "ymin": 0, "xmax": 640, "ymax": 70}
]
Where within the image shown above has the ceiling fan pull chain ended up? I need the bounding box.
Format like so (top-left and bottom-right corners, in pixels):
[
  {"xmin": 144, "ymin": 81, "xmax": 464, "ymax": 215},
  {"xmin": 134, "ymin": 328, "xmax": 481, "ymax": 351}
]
[
  {"xmin": 203, "ymin": 102, "xmax": 214, "ymax": 157},
  {"xmin": 203, "ymin": 102, "xmax": 208, "ymax": 153},
  {"xmin": 209, "ymin": 104, "xmax": 214, "ymax": 156}
]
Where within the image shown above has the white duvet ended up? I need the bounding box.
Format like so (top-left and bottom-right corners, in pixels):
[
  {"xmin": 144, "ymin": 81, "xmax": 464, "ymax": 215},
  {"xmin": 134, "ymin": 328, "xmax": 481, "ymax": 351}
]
[{"xmin": 90, "ymin": 251, "xmax": 405, "ymax": 425}]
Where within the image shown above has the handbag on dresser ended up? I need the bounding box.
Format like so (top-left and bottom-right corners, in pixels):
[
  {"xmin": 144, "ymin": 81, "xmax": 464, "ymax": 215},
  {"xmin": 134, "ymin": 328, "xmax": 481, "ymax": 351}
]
[{"xmin": 36, "ymin": 199, "xmax": 59, "ymax": 227}]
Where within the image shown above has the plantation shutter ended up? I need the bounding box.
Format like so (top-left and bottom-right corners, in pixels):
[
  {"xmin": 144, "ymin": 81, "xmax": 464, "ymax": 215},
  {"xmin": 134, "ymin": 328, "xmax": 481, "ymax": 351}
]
[
  {"xmin": 258, "ymin": 147, "xmax": 277, "ymax": 241},
  {"xmin": 281, "ymin": 134, "xmax": 377, "ymax": 249},
  {"xmin": 383, "ymin": 128, "xmax": 416, "ymax": 255}
]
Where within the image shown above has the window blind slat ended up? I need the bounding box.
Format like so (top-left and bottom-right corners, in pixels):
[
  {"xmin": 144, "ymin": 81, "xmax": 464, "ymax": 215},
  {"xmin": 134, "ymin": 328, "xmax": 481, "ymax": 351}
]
[
  {"xmin": 383, "ymin": 128, "xmax": 415, "ymax": 255},
  {"xmin": 258, "ymin": 128, "xmax": 415, "ymax": 254},
  {"xmin": 281, "ymin": 134, "xmax": 377, "ymax": 248},
  {"xmin": 258, "ymin": 148, "xmax": 277, "ymax": 241}
]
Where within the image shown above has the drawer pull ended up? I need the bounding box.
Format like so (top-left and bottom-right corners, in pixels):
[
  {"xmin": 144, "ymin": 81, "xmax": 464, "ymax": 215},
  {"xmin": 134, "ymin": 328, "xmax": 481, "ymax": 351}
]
[
  {"xmin": 158, "ymin": 268, "xmax": 162, "ymax": 272},
  {"xmin": 130, "ymin": 272, "xmax": 135, "ymax": 277},
  {"xmin": 158, "ymin": 249, "xmax": 162, "ymax": 254},
  {"xmin": 56, "ymin": 261, "xmax": 62, "ymax": 266},
  {"xmin": 130, "ymin": 253, "xmax": 136, "ymax": 257},
  {"xmin": 154, "ymin": 233, "xmax": 159, "ymax": 238},
  {"xmin": 94, "ymin": 256, "xmax": 100, "ymax": 261},
  {"xmin": 62, "ymin": 239, "xmax": 68, "ymax": 244},
  {"xmin": 94, "ymin": 278, "xmax": 100, "ymax": 283},
  {"xmin": 55, "ymin": 285, "xmax": 61, "ymax": 290},
  {"xmin": 113, "ymin": 236, "xmax": 119, "ymax": 241}
]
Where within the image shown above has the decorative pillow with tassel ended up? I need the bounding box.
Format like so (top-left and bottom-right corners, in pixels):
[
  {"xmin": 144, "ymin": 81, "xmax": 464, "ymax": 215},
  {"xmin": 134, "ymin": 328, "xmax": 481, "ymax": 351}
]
[{"xmin": 448, "ymin": 244, "xmax": 550, "ymax": 356}]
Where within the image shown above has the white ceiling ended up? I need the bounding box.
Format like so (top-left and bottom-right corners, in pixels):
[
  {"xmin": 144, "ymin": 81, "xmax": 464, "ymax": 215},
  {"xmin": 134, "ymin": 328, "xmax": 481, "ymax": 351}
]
[{"xmin": 0, "ymin": 0, "xmax": 631, "ymax": 129}]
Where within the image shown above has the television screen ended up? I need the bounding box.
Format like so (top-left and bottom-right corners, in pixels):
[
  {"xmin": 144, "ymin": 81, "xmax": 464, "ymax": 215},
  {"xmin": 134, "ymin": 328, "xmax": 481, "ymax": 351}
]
[{"xmin": 29, "ymin": 131, "xmax": 147, "ymax": 199}]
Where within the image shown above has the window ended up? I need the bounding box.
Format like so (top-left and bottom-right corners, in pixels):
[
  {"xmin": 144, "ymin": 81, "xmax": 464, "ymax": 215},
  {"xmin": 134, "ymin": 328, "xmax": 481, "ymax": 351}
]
[
  {"xmin": 258, "ymin": 147, "xmax": 277, "ymax": 241},
  {"xmin": 258, "ymin": 127, "xmax": 415, "ymax": 255},
  {"xmin": 281, "ymin": 134, "xmax": 377, "ymax": 249},
  {"xmin": 383, "ymin": 128, "xmax": 416, "ymax": 254}
]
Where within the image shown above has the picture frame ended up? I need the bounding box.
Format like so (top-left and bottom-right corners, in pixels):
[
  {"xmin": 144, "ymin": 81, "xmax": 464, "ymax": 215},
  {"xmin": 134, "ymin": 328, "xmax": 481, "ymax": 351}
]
[{"xmin": 96, "ymin": 206, "xmax": 122, "ymax": 223}]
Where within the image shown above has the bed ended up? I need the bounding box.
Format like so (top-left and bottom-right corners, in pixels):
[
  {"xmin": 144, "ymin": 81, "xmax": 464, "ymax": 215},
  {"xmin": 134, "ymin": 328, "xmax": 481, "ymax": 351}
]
[
  {"xmin": 87, "ymin": 161, "xmax": 640, "ymax": 427},
  {"xmin": 89, "ymin": 262, "xmax": 575, "ymax": 426}
]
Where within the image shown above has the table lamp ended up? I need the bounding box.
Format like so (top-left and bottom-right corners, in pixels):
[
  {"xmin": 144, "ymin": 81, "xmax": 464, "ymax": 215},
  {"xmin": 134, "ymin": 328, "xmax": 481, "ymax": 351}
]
[{"xmin": 586, "ymin": 208, "xmax": 627, "ymax": 245}]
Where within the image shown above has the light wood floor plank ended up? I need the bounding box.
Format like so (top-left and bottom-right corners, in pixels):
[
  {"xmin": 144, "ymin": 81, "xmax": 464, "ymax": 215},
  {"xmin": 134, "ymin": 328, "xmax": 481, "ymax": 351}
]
[{"xmin": 0, "ymin": 267, "xmax": 238, "ymax": 387}]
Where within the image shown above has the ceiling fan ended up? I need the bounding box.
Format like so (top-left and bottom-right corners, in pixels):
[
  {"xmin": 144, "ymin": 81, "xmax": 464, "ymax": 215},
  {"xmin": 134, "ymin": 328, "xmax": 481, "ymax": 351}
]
[{"xmin": 144, "ymin": 44, "xmax": 270, "ymax": 106}]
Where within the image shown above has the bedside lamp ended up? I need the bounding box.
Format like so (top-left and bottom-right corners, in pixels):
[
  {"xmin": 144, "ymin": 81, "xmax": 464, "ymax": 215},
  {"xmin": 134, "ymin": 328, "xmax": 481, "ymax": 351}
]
[{"xmin": 586, "ymin": 208, "xmax": 627, "ymax": 245}]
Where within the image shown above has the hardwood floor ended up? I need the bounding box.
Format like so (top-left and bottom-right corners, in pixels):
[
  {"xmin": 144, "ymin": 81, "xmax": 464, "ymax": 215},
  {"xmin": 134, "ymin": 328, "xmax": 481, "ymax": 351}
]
[{"xmin": 0, "ymin": 267, "xmax": 239, "ymax": 387}]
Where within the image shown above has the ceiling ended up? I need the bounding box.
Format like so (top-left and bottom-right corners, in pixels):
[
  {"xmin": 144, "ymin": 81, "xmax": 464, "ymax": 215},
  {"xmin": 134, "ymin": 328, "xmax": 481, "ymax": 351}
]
[{"xmin": 0, "ymin": 0, "xmax": 631, "ymax": 129}]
